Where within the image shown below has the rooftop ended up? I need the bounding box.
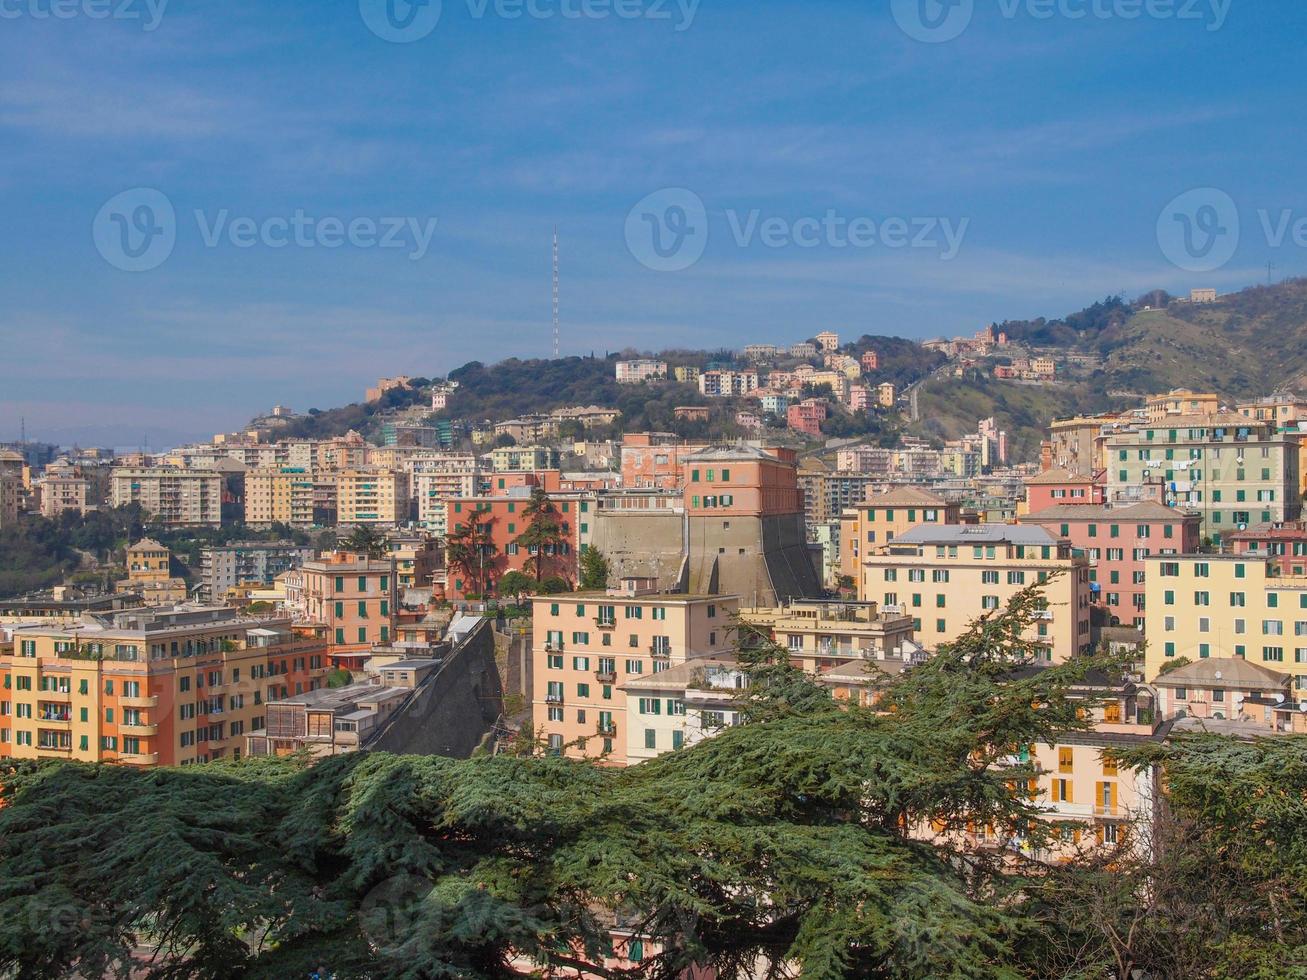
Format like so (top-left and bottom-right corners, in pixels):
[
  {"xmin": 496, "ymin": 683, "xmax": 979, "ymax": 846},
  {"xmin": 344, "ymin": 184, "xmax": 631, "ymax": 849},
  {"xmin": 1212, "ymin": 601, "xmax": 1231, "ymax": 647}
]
[
  {"xmin": 1024, "ymin": 502, "xmax": 1195, "ymax": 521},
  {"xmin": 892, "ymin": 523, "xmax": 1060, "ymax": 547},
  {"xmin": 1151, "ymin": 657, "xmax": 1289, "ymax": 691}
]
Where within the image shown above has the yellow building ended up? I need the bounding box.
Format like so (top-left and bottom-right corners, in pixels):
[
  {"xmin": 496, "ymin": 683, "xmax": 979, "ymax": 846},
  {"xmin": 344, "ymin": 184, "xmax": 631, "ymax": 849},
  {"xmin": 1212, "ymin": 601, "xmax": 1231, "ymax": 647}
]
[
  {"xmin": 839, "ymin": 487, "xmax": 962, "ymax": 581},
  {"xmin": 1145, "ymin": 389, "xmax": 1220, "ymax": 422},
  {"xmin": 860, "ymin": 524, "xmax": 1092, "ymax": 661},
  {"xmin": 335, "ymin": 469, "xmax": 410, "ymax": 525},
  {"xmin": 245, "ymin": 468, "xmax": 317, "ymax": 526},
  {"xmin": 1143, "ymin": 553, "xmax": 1307, "ymax": 693},
  {"xmin": 876, "ymin": 382, "xmax": 896, "ymax": 408},
  {"xmin": 530, "ymin": 577, "xmax": 738, "ymax": 764},
  {"xmin": 122, "ymin": 539, "xmax": 188, "ymax": 605}
]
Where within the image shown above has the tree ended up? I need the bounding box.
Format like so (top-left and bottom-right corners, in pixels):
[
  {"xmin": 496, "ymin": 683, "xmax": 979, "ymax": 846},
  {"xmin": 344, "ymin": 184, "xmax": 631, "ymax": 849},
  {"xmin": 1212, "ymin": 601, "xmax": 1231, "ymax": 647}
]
[
  {"xmin": 339, "ymin": 524, "xmax": 389, "ymax": 560},
  {"xmin": 578, "ymin": 546, "xmax": 609, "ymax": 591},
  {"xmin": 496, "ymin": 570, "xmax": 536, "ymax": 598},
  {"xmin": 0, "ymin": 584, "xmax": 1174, "ymax": 980},
  {"xmin": 514, "ymin": 487, "xmax": 565, "ymax": 584},
  {"xmin": 445, "ymin": 516, "xmax": 497, "ymax": 596}
]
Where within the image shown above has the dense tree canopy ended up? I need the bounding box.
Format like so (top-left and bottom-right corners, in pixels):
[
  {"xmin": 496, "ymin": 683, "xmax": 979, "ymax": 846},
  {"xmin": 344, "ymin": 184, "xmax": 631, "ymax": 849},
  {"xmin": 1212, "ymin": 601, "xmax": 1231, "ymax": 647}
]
[{"xmin": 0, "ymin": 589, "xmax": 1302, "ymax": 979}]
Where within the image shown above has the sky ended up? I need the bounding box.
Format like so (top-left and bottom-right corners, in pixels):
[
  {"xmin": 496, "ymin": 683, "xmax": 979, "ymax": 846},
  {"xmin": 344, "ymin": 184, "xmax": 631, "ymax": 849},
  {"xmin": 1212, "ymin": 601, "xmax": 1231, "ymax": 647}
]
[{"xmin": 2, "ymin": 0, "xmax": 1305, "ymax": 447}]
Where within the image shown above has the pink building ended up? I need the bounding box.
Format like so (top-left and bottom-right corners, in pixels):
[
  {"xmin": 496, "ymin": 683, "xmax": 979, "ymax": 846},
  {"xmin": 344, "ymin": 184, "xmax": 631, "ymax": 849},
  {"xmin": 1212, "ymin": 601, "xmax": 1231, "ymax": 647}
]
[
  {"xmin": 1019, "ymin": 502, "xmax": 1201, "ymax": 628},
  {"xmin": 860, "ymin": 350, "xmax": 879, "ymax": 372},
  {"xmin": 1024, "ymin": 468, "xmax": 1104, "ymax": 513},
  {"xmin": 1226, "ymin": 520, "xmax": 1307, "ymax": 576},
  {"xmin": 787, "ymin": 398, "xmax": 827, "ymax": 437},
  {"xmin": 847, "ymin": 385, "xmax": 870, "ymax": 412}
]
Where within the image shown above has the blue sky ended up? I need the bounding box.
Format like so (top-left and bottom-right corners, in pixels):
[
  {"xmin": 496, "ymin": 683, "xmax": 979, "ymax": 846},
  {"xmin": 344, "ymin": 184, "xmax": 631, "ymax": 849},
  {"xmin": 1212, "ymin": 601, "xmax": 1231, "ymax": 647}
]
[{"xmin": 2, "ymin": 0, "xmax": 1305, "ymax": 447}]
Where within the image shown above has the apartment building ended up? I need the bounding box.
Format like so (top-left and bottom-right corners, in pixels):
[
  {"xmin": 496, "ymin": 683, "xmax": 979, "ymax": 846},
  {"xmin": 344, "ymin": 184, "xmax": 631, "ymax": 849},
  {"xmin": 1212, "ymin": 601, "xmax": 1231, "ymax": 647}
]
[
  {"xmin": 285, "ymin": 552, "xmax": 397, "ymax": 668},
  {"xmin": 615, "ymin": 359, "xmax": 667, "ymax": 383},
  {"xmin": 1023, "ymin": 468, "xmax": 1104, "ymax": 513},
  {"xmin": 530, "ymin": 578, "xmax": 738, "ymax": 764},
  {"xmin": 110, "ymin": 467, "xmax": 223, "ymax": 526},
  {"xmin": 1143, "ymin": 554, "xmax": 1307, "ymax": 693},
  {"xmin": 198, "ymin": 541, "xmax": 313, "ymax": 603},
  {"xmin": 814, "ymin": 330, "xmax": 839, "ymax": 352},
  {"xmin": 861, "ymin": 524, "xmax": 1092, "ymax": 661},
  {"xmin": 123, "ymin": 538, "xmax": 188, "ymax": 605},
  {"xmin": 443, "ymin": 490, "xmax": 584, "ymax": 599},
  {"xmin": 1227, "ymin": 520, "xmax": 1307, "ymax": 574},
  {"xmin": 0, "ymin": 608, "xmax": 328, "ymax": 766},
  {"xmin": 787, "ymin": 399, "xmax": 827, "ymax": 437},
  {"xmin": 839, "ymin": 487, "xmax": 962, "ymax": 581},
  {"xmin": 877, "ymin": 383, "xmax": 896, "ymax": 408},
  {"xmin": 244, "ymin": 468, "xmax": 317, "ymax": 526},
  {"xmin": 39, "ymin": 460, "xmax": 96, "ymax": 517},
  {"xmin": 1019, "ymin": 502, "xmax": 1201, "ymax": 628},
  {"xmin": 489, "ymin": 445, "xmax": 562, "ymax": 472},
  {"xmin": 409, "ymin": 454, "xmax": 483, "ymax": 534},
  {"xmin": 698, "ymin": 370, "xmax": 759, "ymax": 398},
  {"xmin": 1104, "ymin": 412, "xmax": 1301, "ymax": 542},
  {"xmin": 336, "ymin": 468, "xmax": 410, "ymax": 525},
  {"xmin": 245, "ymin": 669, "xmax": 431, "ymax": 758},
  {"xmin": 619, "ymin": 433, "xmax": 706, "ymax": 490},
  {"xmin": 1149, "ymin": 656, "xmax": 1291, "ymax": 723},
  {"xmin": 1145, "ymin": 389, "xmax": 1220, "ymax": 422},
  {"xmin": 737, "ymin": 598, "xmax": 915, "ymax": 673}
]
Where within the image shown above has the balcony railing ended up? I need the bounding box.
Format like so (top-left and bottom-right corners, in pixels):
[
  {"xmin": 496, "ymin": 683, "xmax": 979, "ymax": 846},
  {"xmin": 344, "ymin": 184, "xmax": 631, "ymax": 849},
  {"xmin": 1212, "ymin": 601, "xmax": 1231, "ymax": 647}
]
[
  {"xmin": 595, "ymin": 670, "xmax": 617, "ymax": 683},
  {"xmin": 544, "ymin": 641, "xmax": 564, "ymax": 653},
  {"xmin": 120, "ymin": 695, "xmax": 159, "ymax": 709},
  {"xmin": 596, "ymin": 721, "xmax": 616, "ymax": 736},
  {"xmin": 545, "ymin": 693, "xmax": 564, "ymax": 704},
  {"xmin": 121, "ymin": 723, "xmax": 160, "ymax": 736},
  {"xmin": 649, "ymin": 644, "xmax": 671, "ymax": 657},
  {"xmin": 594, "ymin": 618, "xmax": 616, "ymax": 630}
]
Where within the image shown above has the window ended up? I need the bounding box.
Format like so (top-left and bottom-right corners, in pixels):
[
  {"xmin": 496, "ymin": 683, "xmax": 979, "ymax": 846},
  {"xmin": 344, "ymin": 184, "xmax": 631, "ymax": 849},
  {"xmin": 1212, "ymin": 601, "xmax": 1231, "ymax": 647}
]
[{"xmin": 1058, "ymin": 747, "xmax": 1073, "ymax": 773}]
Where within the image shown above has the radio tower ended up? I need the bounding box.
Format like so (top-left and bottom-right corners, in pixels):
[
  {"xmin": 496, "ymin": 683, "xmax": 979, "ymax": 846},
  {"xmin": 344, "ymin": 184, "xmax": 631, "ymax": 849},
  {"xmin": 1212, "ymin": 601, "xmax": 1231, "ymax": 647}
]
[{"xmin": 552, "ymin": 226, "xmax": 560, "ymax": 359}]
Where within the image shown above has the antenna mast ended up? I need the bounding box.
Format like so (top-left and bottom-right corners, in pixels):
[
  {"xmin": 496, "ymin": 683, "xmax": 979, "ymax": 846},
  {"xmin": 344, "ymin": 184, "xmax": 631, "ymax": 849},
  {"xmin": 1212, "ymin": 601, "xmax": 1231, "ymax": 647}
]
[{"xmin": 552, "ymin": 226, "xmax": 560, "ymax": 359}]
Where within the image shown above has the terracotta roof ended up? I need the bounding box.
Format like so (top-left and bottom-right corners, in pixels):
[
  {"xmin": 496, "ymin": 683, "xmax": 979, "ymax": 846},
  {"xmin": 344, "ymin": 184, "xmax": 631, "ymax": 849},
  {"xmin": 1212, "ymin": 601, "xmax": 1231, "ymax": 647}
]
[
  {"xmin": 1151, "ymin": 657, "xmax": 1289, "ymax": 691},
  {"xmin": 860, "ymin": 486, "xmax": 949, "ymax": 507},
  {"xmin": 1024, "ymin": 467, "xmax": 1096, "ymax": 485},
  {"xmin": 1023, "ymin": 502, "xmax": 1194, "ymax": 522}
]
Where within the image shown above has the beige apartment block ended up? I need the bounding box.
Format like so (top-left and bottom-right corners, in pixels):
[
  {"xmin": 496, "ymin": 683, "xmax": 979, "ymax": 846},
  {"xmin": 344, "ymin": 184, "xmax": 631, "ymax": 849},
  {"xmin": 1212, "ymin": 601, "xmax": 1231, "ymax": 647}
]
[
  {"xmin": 860, "ymin": 525, "xmax": 1092, "ymax": 661},
  {"xmin": 1105, "ymin": 412, "xmax": 1301, "ymax": 541},
  {"xmin": 619, "ymin": 657, "xmax": 745, "ymax": 764},
  {"xmin": 1143, "ymin": 553, "xmax": 1307, "ymax": 694},
  {"xmin": 530, "ymin": 578, "xmax": 738, "ymax": 765},
  {"xmin": 737, "ymin": 598, "xmax": 916, "ymax": 673},
  {"xmin": 245, "ymin": 468, "xmax": 317, "ymax": 526},
  {"xmin": 110, "ymin": 467, "xmax": 223, "ymax": 526},
  {"xmin": 335, "ymin": 469, "xmax": 410, "ymax": 525}
]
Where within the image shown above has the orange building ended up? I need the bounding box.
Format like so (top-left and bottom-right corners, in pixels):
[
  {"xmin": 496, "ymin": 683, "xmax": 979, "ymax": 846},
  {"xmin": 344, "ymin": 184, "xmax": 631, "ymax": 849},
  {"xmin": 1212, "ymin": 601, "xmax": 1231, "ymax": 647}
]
[
  {"xmin": 285, "ymin": 551, "xmax": 397, "ymax": 669},
  {"xmin": 619, "ymin": 433, "xmax": 708, "ymax": 491},
  {"xmin": 530, "ymin": 577, "xmax": 738, "ymax": 764},
  {"xmin": 443, "ymin": 492, "xmax": 586, "ymax": 599},
  {"xmin": 0, "ymin": 607, "xmax": 328, "ymax": 767}
]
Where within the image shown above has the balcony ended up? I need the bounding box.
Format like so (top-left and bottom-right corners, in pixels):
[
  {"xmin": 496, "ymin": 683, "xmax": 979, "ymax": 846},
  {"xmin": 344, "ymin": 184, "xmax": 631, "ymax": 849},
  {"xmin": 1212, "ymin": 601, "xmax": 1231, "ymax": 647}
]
[
  {"xmin": 120, "ymin": 752, "xmax": 160, "ymax": 766},
  {"xmin": 596, "ymin": 721, "xmax": 616, "ymax": 736},
  {"xmin": 593, "ymin": 618, "xmax": 616, "ymax": 631},
  {"xmin": 648, "ymin": 644, "xmax": 671, "ymax": 658},
  {"xmin": 38, "ymin": 688, "xmax": 72, "ymax": 701},
  {"xmin": 545, "ymin": 693, "xmax": 564, "ymax": 705},
  {"xmin": 121, "ymin": 695, "xmax": 159, "ymax": 709},
  {"xmin": 122, "ymin": 722, "xmax": 159, "ymax": 736},
  {"xmin": 595, "ymin": 670, "xmax": 617, "ymax": 683},
  {"xmin": 544, "ymin": 641, "xmax": 564, "ymax": 653},
  {"xmin": 1092, "ymin": 804, "xmax": 1118, "ymax": 817}
]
